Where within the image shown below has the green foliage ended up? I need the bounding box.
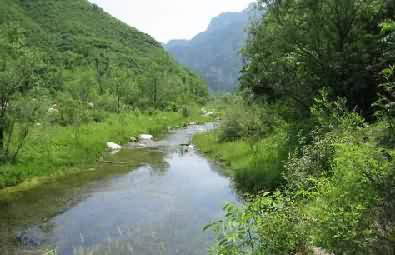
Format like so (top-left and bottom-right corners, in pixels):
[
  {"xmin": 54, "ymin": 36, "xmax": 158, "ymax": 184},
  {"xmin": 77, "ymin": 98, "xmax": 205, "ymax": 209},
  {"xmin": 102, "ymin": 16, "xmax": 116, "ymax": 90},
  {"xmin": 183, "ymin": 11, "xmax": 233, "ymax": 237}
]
[
  {"xmin": 218, "ymin": 96, "xmax": 283, "ymax": 142},
  {"xmin": 0, "ymin": 111, "xmax": 206, "ymax": 188},
  {"xmin": 194, "ymin": 115, "xmax": 289, "ymax": 192},
  {"xmin": 205, "ymin": 94, "xmax": 395, "ymax": 254},
  {"xmin": 208, "ymin": 193, "xmax": 306, "ymax": 255},
  {"xmin": 311, "ymin": 89, "xmax": 365, "ymax": 132},
  {"xmin": 241, "ymin": 0, "xmax": 393, "ymax": 118},
  {"xmin": 0, "ymin": 0, "xmax": 210, "ymax": 189},
  {"xmin": 374, "ymin": 20, "xmax": 395, "ymax": 131},
  {"xmin": 0, "ymin": 0, "xmax": 208, "ymax": 114},
  {"xmin": 374, "ymin": 64, "xmax": 395, "ymax": 145},
  {"xmin": 207, "ymin": 133, "xmax": 394, "ymax": 254},
  {"xmin": 203, "ymin": 4, "xmax": 395, "ymax": 255},
  {"xmin": 0, "ymin": 0, "xmax": 208, "ymax": 169},
  {"xmin": 0, "ymin": 23, "xmax": 46, "ymax": 162}
]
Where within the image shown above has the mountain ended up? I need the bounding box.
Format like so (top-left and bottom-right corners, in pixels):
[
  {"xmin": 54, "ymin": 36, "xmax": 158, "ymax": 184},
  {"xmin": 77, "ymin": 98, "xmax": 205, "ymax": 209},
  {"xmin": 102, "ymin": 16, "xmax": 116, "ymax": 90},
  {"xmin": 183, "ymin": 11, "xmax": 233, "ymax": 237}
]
[
  {"xmin": 165, "ymin": 4, "xmax": 256, "ymax": 92},
  {"xmin": 0, "ymin": 0, "xmax": 207, "ymax": 109}
]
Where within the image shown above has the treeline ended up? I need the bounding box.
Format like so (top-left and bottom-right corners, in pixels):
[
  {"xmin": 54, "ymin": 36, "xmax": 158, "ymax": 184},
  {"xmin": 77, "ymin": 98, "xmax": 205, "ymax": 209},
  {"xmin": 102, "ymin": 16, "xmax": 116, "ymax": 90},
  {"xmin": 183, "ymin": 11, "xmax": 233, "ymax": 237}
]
[
  {"xmin": 201, "ymin": 0, "xmax": 395, "ymax": 254},
  {"xmin": 241, "ymin": 0, "xmax": 394, "ymax": 119},
  {"xmin": 0, "ymin": 0, "xmax": 208, "ymax": 164}
]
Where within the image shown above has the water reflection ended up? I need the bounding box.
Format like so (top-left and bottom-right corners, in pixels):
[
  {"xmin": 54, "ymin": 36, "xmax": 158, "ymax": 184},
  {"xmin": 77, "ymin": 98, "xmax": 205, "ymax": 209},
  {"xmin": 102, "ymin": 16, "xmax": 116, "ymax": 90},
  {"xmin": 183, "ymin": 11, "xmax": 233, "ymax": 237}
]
[{"xmin": 1, "ymin": 123, "xmax": 239, "ymax": 255}]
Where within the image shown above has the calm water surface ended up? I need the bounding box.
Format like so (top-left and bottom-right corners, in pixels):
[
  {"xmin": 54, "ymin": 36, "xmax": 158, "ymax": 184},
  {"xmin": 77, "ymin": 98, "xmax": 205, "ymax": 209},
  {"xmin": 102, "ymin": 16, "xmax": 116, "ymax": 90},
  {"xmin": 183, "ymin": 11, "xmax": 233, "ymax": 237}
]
[{"xmin": 2, "ymin": 124, "xmax": 239, "ymax": 255}]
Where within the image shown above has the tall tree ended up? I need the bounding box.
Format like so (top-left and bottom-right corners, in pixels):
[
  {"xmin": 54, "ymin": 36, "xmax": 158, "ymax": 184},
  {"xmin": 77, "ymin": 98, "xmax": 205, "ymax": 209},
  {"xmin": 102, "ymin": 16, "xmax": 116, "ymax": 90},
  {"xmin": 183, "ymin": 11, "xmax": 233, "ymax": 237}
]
[
  {"xmin": 0, "ymin": 24, "xmax": 41, "ymax": 161},
  {"xmin": 241, "ymin": 0, "xmax": 394, "ymax": 118}
]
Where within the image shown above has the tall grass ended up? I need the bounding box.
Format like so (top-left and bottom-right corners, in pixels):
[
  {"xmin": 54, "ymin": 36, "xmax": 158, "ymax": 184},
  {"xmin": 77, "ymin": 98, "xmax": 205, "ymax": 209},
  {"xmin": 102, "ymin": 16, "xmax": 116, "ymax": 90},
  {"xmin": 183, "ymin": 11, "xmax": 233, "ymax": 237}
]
[{"xmin": 193, "ymin": 126, "xmax": 289, "ymax": 192}]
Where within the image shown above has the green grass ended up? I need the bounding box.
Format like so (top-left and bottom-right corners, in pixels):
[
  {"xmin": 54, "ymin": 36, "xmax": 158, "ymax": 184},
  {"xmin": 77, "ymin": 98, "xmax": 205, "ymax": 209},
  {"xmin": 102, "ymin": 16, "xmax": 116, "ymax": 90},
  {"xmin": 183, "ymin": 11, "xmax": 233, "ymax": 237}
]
[
  {"xmin": 0, "ymin": 109, "xmax": 209, "ymax": 190},
  {"xmin": 193, "ymin": 128, "xmax": 289, "ymax": 192}
]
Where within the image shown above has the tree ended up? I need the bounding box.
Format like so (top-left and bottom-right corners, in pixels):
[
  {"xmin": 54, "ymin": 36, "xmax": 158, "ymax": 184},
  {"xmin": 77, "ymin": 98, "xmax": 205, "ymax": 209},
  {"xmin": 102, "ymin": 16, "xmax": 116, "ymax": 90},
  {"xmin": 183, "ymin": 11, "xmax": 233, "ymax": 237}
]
[
  {"xmin": 374, "ymin": 20, "xmax": 395, "ymax": 143},
  {"xmin": 241, "ymin": 0, "xmax": 393, "ymax": 118},
  {"xmin": 109, "ymin": 66, "xmax": 134, "ymax": 113},
  {"xmin": 94, "ymin": 52, "xmax": 110, "ymax": 95},
  {"xmin": 0, "ymin": 24, "xmax": 42, "ymax": 161}
]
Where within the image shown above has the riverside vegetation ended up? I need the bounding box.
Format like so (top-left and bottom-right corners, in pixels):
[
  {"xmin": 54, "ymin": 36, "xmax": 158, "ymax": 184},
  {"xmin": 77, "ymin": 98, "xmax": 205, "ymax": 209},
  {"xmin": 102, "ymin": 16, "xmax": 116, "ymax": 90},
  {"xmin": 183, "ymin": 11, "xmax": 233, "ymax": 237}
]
[
  {"xmin": 1, "ymin": 0, "xmax": 395, "ymax": 254},
  {"xmin": 0, "ymin": 0, "xmax": 209, "ymax": 190},
  {"xmin": 194, "ymin": 1, "xmax": 395, "ymax": 254}
]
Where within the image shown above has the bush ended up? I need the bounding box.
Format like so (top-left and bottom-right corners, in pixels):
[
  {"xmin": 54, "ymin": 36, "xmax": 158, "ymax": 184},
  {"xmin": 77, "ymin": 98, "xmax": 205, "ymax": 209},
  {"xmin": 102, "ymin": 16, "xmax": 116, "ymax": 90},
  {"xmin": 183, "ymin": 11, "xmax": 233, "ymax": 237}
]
[
  {"xmin": 218, "ymin": 96, "xmax": 282, "ymax": 142},
  {"xmin": 374, "ymin": 65, "xmax": 395, "ymax": 147},
  {"xmin": 207, "ymin": 93, "xmax": 395, "ymax": 255},
  {"xmin": 181, "ymin": 106, "xmax": 191, "ymax": 118}
]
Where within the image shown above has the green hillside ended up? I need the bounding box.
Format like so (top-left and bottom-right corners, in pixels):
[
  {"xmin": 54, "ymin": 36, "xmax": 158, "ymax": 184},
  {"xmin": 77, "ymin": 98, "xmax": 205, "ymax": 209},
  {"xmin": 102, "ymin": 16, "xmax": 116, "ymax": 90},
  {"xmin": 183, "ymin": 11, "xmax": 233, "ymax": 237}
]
[
  {"xmin": 0, "ymin": 0, "xmax": 208, "ymax": 188},
  {"xmin": 0, "ymin": 0, "xmax": 208, "ymax": 109}
]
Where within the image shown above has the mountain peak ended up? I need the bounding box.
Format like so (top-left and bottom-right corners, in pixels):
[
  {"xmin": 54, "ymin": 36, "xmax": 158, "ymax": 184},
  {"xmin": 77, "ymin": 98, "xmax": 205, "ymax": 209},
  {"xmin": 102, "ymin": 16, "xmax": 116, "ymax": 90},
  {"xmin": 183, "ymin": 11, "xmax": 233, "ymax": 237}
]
[{"xmin": 165, "ymin": 4, "xmax": 255, "ymax": 92}]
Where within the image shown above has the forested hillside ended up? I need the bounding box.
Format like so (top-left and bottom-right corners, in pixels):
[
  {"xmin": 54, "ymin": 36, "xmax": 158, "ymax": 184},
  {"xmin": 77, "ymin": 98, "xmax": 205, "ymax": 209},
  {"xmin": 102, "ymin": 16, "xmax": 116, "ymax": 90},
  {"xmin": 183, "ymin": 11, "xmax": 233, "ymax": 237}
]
[
  {"xmin": 0, "ymin": 0, "xmax": 207, "ymax": 110},
  {"xmin": 194, "ymin": 0, "xmax": 395, "ymax": 254},
  {"xmin": 165, "ymin": 5, "xmax": 256, "ymax": 92},
  {"xmin": 0, "ymin": 0, "xmax": 208, "ymax": 188}
]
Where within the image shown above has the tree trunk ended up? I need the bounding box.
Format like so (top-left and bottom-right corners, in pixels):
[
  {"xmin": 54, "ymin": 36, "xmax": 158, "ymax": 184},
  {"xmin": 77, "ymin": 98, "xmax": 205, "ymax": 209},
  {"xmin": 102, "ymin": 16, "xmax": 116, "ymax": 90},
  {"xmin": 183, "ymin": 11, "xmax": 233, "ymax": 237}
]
[
  {"xmin": 117, "ymin": 95, "xmax": 120, "ymax": 113},
  {"xmin": 153, "ymin": 78, "xmax": 158, "ymax": 108},
  {"xmin": 0, "ymin": 123, "xmax": 4, "ymax": 159}
]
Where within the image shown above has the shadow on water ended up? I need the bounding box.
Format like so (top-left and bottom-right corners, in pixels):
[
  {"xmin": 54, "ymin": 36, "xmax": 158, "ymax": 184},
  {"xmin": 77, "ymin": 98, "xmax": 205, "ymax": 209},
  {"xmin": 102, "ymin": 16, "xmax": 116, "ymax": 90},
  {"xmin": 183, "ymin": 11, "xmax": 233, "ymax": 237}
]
[{"xmin": 0, "ymin": 123, "xmax": 240, "ymax": 255}]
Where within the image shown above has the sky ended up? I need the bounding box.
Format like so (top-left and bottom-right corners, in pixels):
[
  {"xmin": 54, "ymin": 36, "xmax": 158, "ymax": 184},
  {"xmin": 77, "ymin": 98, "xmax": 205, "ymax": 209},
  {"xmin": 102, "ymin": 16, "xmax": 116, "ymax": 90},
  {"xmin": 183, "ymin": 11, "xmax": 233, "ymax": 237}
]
[{"xmin": 88, "ymin": 0, "xmax": 252, "ymax": 43}]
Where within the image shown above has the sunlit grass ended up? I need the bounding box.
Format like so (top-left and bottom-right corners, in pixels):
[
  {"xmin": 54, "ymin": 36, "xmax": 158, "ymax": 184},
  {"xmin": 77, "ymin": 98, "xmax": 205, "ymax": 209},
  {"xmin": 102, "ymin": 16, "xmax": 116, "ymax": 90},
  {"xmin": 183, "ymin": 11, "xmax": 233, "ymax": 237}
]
[
  {"xmin": 0, "ymin": 108, "xmax": 210, "ymax": 190},
  {"xmin": 193, "ymin": 128, "xmax": 289, "ymax": 192}
]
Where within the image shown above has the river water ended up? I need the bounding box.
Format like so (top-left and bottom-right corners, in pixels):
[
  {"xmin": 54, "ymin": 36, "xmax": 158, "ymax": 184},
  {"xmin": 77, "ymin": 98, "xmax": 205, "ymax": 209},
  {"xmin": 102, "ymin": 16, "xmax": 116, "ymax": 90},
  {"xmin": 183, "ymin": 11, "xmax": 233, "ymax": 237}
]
[{"xmin": 1, "ymin": 124, "xmax": 239, "ymax": 255}]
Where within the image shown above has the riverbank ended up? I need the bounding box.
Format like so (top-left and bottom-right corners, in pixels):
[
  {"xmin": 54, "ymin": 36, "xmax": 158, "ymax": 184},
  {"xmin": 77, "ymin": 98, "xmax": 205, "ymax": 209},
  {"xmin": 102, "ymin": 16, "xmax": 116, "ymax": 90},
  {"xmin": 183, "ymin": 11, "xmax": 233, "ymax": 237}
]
[
  {"xmin": 195, "ymin": 103, "xmax": 395, "ymax": 254},
  {"xmin": 0, "ymin": 110, "xmax": 210, "ymax": 195},
  {"xmin": 192, "ymin": 127, "xmax": 289, "ymax": 192},
  {"xmin": 1, "ymin": 123, "xmax": 234, "ymax": 255}
]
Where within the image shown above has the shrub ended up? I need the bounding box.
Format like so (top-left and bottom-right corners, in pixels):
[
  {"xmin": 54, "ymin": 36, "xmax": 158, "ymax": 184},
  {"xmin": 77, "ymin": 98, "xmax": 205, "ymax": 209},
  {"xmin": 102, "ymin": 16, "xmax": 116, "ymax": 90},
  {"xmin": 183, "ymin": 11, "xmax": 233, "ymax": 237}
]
[
  {"xmin": 374, "ymin": 65, "xmax": 395, "ymax": 146},
  {"xmin": 208, "ymin": 94, "xmax": 394, "ymax": 254},
  {"xmin": 218, "ymin": 96, "xmax": 282, "ymax": 142},
  {"xmin": 181, "ymin": 106, "xmax": 191, "ymax": 118}
]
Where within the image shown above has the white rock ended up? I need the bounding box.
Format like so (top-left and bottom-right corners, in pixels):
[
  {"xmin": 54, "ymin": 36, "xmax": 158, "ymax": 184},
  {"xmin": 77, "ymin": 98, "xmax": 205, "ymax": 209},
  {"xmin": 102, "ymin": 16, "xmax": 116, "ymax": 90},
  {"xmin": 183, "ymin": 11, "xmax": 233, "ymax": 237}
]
[
  {"xmin": 88, "ymin": 102, "xmax": 94, "ymax": 108},
  {"xmin": 48, "ymin": 107, "xmax": 59, "ymax": 114},
  {"xmin": 204, "ymin": 112, "xmax": 214, "ymax": 116},
  {"xmin": 106, "ymin": 142, "xmax": 122, "ymax": 150},
  {"xmin": 139, "ymin": 134, "xmax": 153, "ymax": 141},
  {"xmin": 189, "ymin": 122, "xmax": 197, "ymax": 125}
]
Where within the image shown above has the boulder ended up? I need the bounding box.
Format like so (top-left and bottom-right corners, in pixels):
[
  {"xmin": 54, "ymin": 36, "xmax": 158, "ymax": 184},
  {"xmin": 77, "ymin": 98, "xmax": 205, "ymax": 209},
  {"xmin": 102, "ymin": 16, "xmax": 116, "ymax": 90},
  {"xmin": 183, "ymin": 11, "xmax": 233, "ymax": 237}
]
[
  {"xmin": 16, "ymin": 226, "xmax": 45, "ymax": 247},
  {"xmin": 106, "ymin": 142, "xmax": 122, "ymax": 150},
  {"xmin": 48, "ymin": 107, "xmax": 59, "ymax": 114},
  {"xmin": 139, "ymin": 134, "xmax": 153, "ymax": 141}
]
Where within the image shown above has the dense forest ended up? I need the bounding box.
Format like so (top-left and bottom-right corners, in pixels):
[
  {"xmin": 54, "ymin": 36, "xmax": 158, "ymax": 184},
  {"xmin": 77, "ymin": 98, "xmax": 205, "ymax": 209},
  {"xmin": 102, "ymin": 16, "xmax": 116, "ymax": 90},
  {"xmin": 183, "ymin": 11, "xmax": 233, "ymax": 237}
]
[
  {"xmin": 0, "ymin": 0, "xmax": 208, "ymax": 188},
  {"xmin": 194, "ymin": 0, "xmax": 395, "ymax": 254}
]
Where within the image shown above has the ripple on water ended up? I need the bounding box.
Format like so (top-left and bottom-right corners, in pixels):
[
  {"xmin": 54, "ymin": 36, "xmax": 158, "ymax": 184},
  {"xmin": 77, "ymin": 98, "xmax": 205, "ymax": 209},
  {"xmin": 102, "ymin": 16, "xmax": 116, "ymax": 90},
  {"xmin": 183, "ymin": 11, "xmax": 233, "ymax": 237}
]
[{"xmin": 1, "ymin": 123, "xmax": 239, "ymax": 255}]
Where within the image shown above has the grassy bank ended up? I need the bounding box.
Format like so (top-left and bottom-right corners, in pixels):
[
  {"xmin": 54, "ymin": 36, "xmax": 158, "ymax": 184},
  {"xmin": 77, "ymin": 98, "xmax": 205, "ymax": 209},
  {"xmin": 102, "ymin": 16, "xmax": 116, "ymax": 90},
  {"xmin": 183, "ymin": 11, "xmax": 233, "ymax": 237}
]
[
  {"xmin": 0, "ymin": 109, "xmax": 209, "ymax": 191},
  {"xmin": 199, "ymin": 96, "xmax": 395, "ymax": 254},
  {"xmin": 193, "ymin": 127, "xmax": 289, "ymax": 192}
]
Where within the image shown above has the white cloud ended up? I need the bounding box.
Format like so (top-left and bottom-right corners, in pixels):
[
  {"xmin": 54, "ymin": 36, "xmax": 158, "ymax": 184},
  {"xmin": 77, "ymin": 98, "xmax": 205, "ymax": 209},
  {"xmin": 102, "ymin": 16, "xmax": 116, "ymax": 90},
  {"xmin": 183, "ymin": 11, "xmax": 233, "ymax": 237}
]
[{"xmin": 88, "ymin": 0, "xmax": 252, "ymax": 43}]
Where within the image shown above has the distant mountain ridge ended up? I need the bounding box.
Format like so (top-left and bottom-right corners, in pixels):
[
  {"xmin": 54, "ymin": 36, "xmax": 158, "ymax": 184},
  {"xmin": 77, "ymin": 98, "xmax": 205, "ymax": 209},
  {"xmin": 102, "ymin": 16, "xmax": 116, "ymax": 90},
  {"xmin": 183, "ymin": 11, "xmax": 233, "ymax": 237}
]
[{"xmin": 166, "ymin": 4, "xmax": 257, "ymax": 92}]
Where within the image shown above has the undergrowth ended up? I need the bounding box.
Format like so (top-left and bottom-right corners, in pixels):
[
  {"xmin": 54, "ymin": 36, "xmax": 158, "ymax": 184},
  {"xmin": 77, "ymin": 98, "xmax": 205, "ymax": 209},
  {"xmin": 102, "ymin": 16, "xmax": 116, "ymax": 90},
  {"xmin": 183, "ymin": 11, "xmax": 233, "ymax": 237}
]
[{"xmin": 194, "ymin": 93, "xmax": 395, "ymax": 254}]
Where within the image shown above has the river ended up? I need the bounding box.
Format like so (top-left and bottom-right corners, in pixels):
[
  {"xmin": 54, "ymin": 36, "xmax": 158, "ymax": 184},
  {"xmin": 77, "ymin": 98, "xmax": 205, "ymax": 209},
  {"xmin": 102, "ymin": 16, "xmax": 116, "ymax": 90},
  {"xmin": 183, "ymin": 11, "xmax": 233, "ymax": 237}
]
[{"xmin": 1, "ymin": 123, "xmax": 240, "ymax": 255}]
